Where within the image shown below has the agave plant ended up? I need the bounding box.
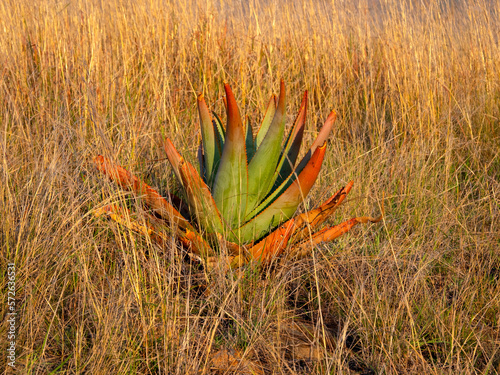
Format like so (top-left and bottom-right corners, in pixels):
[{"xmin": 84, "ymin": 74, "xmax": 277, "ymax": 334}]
[{"xmin": 94, "ymin": 81, "xmax": 381, "ymax": 267}]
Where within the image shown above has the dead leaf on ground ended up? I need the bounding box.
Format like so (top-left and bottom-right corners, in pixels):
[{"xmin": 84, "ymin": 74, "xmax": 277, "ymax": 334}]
[{"xmin": 210, "ymin": 348, "xmax": 264, "ymax": 374}]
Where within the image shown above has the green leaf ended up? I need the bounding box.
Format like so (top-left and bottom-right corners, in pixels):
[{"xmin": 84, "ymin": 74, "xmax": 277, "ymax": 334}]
[
  {"xmin": 255, "ymin": 94, "xmax": 276, "ymax": 148},
  {"xmin": 164, "ymin": 139, "xmax": 224, "ymax": 234},
  {"xmin": 212, "ymin": 84, "xmax": 249, "ymax": 228},
  {"xmin": 198, "ymin": 94, "xmax": 221, "ymax": 186},
  {"xmin": 245, "ymin": 116, "xmax": 256, "ymax": 161},
  {"xmin": 235, "ymin": 143, "xmax": 327, "ymax": 243},
  {"xmin": 212, "ymin": 112, "xmax": 225, "ymax": 149},
  {"xmin": 197, "ymin": 141, "xmax": 206, "ymax": 182},
  {"xmin": 246, "ymin": 80, "xmax": 286, "ymax": 215}
]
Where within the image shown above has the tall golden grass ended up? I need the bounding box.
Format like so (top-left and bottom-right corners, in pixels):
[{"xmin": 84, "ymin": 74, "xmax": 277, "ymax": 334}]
[{"xmin": 1, "ymin": 0, "xmax": 499, "ymax": 373}]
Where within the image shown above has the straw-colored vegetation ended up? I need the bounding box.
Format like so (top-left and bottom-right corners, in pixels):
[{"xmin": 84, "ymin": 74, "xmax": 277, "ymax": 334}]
[{"xmin": 1, "ymin": 0, "xmax": 499, "ymax": 373}]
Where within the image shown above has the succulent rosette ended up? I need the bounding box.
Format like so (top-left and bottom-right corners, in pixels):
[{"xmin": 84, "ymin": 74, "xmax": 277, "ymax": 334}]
[{"xmin": 94, "ymin": 81, "xmax": 381, "ymax": 266}]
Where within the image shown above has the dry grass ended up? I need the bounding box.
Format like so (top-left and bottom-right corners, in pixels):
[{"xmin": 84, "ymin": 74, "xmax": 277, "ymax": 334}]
[{"xmin": 1, "ymin": 0, "xmax": 499, "ymax": 373}]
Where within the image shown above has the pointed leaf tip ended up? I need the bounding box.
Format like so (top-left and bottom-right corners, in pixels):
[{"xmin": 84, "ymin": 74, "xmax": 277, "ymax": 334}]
[
  {"xmin": 94, "ymin": 154, "xmax": 192, "ymax": 230},
  {"xmin": 197, "ymin": 93, "xmax": 219, "ymax": 184},
  {"xmin": 213, "ymin": 84, "xmax": 249, "ymax": 227},
  {"xmin": 246, "ymin": 81, "xmax": 287, "ymax": 213},
  {"xmin": 292, "ymin": 110, "xmax": 336, "ymax": 175},
  {"xmin": 255, "ymin": 94, "xmax": 277, "ymax": 147},
  {"xmin": 223, "ymin": 84, "xmax": 245, "ymax": 143},
  {"xmin": 311, "ymin": 110, "xmax": 337, "ymax": 152},
  {"xmin": 271, "ymin": 90, "xmax": 309, "ymax": 189}
]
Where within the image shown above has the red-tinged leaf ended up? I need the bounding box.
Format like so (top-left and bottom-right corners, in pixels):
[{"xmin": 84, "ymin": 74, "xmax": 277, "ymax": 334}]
[
  {"xmin": 316, "ymin": 219, "xmax": 361, "ymax": 242},
  {"xmin": 238, "ymin": 182, "xmax": 354, "ymax": 255},
  {"xmin": 95, "ymin": 204, "xmax": 184, "ymax": 249},
  {"xmin": 320, "ymin": 181, "xmax": 354, "ymax": 207},
  {"xmin": 181, "ymin": 229, "xmax": 214, "ymax": 257},
  {"xmin": 212, "ymin": 84, "xmax": 248, "ymax": 227},
  {"xmin": 288, "ymin": 182, "xmax": 354, "ymax": 243},
  {"xmin": 163, "ymin": 138, "xmax": 183, "ymax": 181},
  {"xmin": 248, "ymin": 219, "xmax": 295, "ymax": 262},
  {"xmin": 94, "ymin": 204, "xmax": 157, "ymax": 237},
  {"xmin": 293, "ymin": 110, "xmax": 336, "ymax": 174},
  {"xmin": 179, "ymin": 161, "xmax": 225, "ymax": 233},
  {"xmin": 271, "ymin": 90, "xmax": 308, "ymax": 190},
  {"xmin": 310, "ymin": 110, "xmax": 337, "ymax": 151},
  {"xmin": 215, "ymin": 233, "xmax": 243, "ymax": 256},
  {"xmin": 293, "ymin": 213, "xmax": 383, "ymax": 257},
  {"xmin": 236, "ymin": 143, "xmax": 327, "ymax": 243},
  {"xmin": 164, "ymin": 139, "xmax": 224, "ymax": 234},
  {"xmin": 93, "ymin": 155, "xmax": 192, "ymax": 230}
]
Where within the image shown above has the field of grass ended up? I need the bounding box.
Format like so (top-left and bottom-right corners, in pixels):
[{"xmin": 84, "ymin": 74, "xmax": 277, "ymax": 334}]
[{"xmin": 1, "ymin": 0, "xmax": 499, "ymax": 373}]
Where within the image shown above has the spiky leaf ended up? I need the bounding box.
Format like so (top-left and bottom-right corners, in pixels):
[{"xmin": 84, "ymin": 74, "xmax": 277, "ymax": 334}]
[
  {"xmin": 246, "ymin": 80, "xmax": 286, "ymax": 214},
  {"xmin": 245, "ymin": 117, "xmax": 256, "ymax": 161},
  {"xmin": 198, "ymin": 94, "xmax": 221, "ymax": 185},
  {"xmin": 255, "ymin": 94, "xmax": 277, "ymax": 148},
  {"xmin": 271, "ymin": 90, "xmax": 308, "ymax": 190},
  {"xmin": 293, "ymin": 110, "xmax": 337, "ymax": 174},
  {"xmin": 235, "ymin": 143, "xmax": 327, "ymax": 243},
  {"xmin": 212, "ymin": 84, "xmax": 249, "ymax": 227},
  {"xmin": 94, "ymin": 155, "xmax": 192, "ymax": 230},
  {"xmin": 212, "ymin": 112, "xmax": 225, "ymax": 146},
  {"xmin": 164, "ymin": 139, "xmax": 224, "ymax": 234}
]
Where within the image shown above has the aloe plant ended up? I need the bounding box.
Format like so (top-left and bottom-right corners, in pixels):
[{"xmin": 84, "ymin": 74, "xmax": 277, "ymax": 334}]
[{"xmin": 94, "ymin": 81, "xmax": 381, "ymax": 267}]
